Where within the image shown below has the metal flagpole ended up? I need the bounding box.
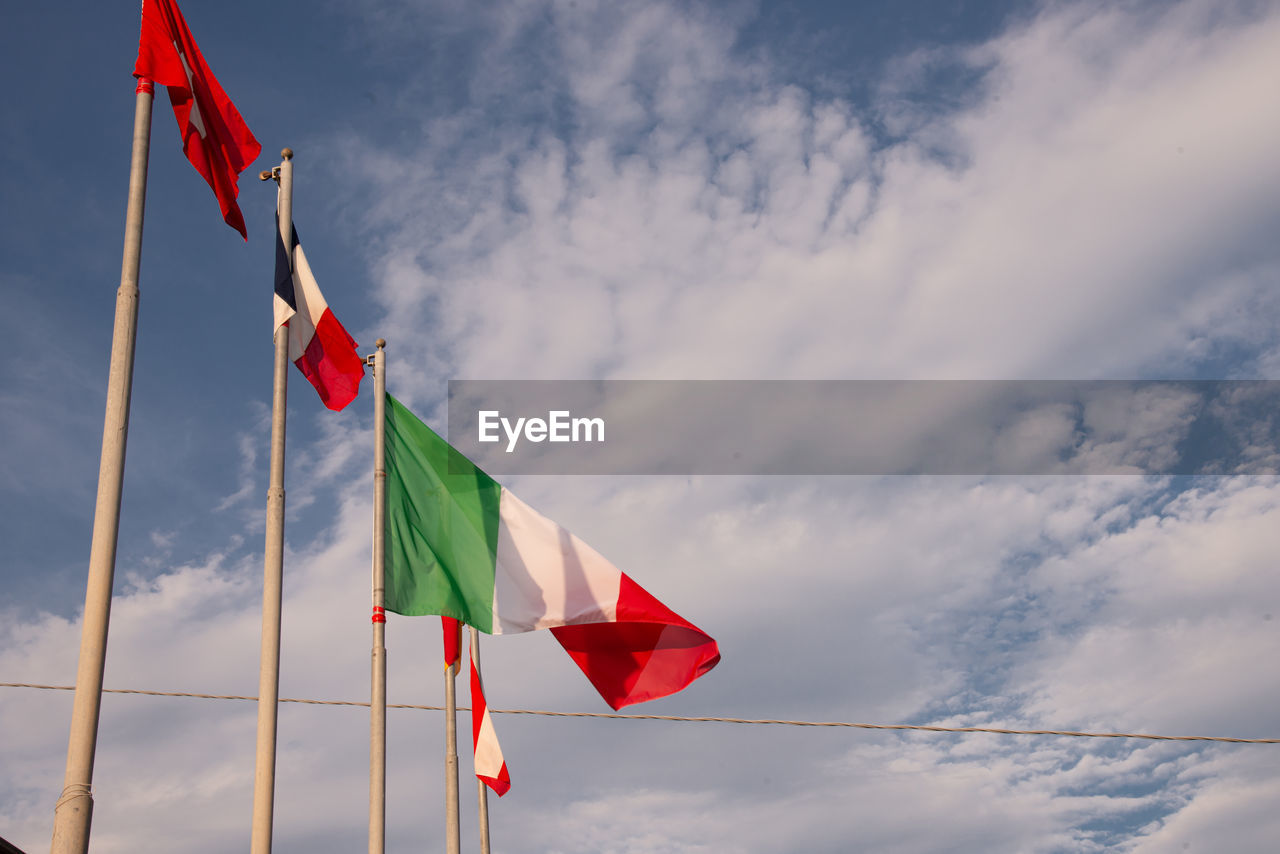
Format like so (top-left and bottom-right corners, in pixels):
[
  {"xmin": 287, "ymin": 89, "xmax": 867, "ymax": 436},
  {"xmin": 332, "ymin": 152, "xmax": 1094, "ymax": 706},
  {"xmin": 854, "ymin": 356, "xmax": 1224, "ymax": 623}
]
[
  {"xmin": 445, "ymin": 628, "xmax": 461, "ymax": 854},
  {"xmin": 250, "ymin": 148, "xmax": 294, "ymax": 854},
  {"xmin": 50, "ymin": 76, "xmax": 155, "ymax": 854},
  {"xmin": 369, "ymin": 340, "xmax": 388, "ymax": 854},
  {"xmin": 470, "ymin": 626, "xmax": 493, "ymax": 854}
]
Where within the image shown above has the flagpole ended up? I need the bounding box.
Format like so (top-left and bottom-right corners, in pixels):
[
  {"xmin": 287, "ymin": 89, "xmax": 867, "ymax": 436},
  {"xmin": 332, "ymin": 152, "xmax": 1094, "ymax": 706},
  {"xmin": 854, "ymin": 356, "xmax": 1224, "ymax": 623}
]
[
  {"xmin": 470, "ymin": 626, "xmax": 493, "ymax": 854},
  {"xmin": 50, "ymin": 77, "xmax": 155, "ymax": 854},
  {"xmin": 250, "ymin": 147, "xmax": 294, "ymax": 854},
  {"xmin": 369, "ymin": 340, "xmax": 387, "ymax": 854},
  {"xmin": 445, "ymin": 638, "xmax": 461, "ymax": 854}
]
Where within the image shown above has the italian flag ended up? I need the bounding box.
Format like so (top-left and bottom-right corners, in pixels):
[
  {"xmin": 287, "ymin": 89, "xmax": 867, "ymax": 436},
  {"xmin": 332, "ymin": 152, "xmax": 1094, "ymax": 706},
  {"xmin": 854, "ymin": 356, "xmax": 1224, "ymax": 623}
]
[{"xmin": 384, "ymin": 394, "xmax": 720, "ymax": 710}]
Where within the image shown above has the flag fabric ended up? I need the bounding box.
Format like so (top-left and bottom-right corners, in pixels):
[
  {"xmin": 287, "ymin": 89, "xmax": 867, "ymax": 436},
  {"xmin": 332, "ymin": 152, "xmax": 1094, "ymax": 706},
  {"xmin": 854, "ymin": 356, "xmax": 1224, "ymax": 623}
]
[
  {"xmin": 133, "ymin": 0, "xmax": 261, "ymax": 238},
  {"xmin": 273, "ymin": 222, "xmax": 365, "ymax": 411},
  {"xmin": 442, "ymin": 616, "xmax": 462, "ymax": 670},
  {"xmin": 383, "ymin": 394, "xmax": 721, "ymax": 710},
  {"xmin": 469, "ymin": 634, "xmax": 511, "ymax": 796}
]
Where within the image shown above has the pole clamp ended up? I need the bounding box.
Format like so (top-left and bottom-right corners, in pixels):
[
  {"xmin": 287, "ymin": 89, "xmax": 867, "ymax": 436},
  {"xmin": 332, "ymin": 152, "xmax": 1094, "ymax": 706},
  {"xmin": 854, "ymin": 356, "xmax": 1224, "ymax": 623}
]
[{"xmin": 55, "ymin": 782, "xmax": 93, "ymax": 810}]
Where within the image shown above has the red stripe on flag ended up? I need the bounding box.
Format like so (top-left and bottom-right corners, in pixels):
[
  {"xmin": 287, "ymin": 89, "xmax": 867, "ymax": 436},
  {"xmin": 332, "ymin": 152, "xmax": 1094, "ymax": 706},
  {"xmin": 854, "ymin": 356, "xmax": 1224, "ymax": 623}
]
[
  {"xmin": 550, "ymin": 573, "xmax": 720, "ymax": 710},
  {"xmin": 293, "ymin": 308, "xmax": 365, "ymax": 411},
  {"xmin": 477, "ymin": 771, "xmax": 511, "ymax": 798}
]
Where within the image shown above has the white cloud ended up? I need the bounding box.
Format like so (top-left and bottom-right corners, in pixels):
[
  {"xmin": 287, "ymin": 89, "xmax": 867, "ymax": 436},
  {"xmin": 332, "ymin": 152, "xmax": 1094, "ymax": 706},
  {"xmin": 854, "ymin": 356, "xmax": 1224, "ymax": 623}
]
[
  {"xmin": 1022, "ymin": 477, "xmax": 1280, "ymax": 735},
  {"xmin": 338, "ymin": 0, "xmax": 1280, "ymax": 386},
  {"xmin": 1127, "ymin": 750, "xmax": 1280, "ymax": 852},
  {"xmin": 214, "ymin": 414, "xmax": 265, "ymax": 513},
  {"xmin": 6, "ymin": 472, "xmax": 1279, "ymax": 851}
]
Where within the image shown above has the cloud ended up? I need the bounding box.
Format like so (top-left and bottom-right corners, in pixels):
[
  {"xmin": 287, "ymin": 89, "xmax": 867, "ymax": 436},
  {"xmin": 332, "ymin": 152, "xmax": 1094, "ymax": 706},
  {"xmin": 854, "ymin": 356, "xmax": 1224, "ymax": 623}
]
[
  {"xmin": 215, "ymin": 414, "xmax": 265, "ymax": 512},
  {"xmin": 1127, "ymin": 750, "xmax": 1280, "ymax": 852},
  {"xmin": 336, "ymin": 0, "xmax": 1280, "ymax": 386},
  {"xmin": 6, "ymin": 471, "xmax": 1279, "ymax": 851},
  {"xmin": 1021, "ymin": 477, "xmax": 1280, "ymax": 735}
]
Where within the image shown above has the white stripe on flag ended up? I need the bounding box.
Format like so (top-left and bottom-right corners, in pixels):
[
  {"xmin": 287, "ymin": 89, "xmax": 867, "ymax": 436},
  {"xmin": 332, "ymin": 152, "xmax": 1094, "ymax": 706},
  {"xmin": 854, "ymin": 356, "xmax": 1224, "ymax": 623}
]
[{"xmin": 286, "ymin": 241, "xmax": 329, "ymax": 363}]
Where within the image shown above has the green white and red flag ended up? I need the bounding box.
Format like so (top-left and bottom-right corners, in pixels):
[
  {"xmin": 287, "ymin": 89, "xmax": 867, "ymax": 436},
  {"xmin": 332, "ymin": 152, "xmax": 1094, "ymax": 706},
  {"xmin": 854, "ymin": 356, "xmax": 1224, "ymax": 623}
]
[{"xmin": 384, "ymin": 394, "xmax": 720, "ymax": 710}]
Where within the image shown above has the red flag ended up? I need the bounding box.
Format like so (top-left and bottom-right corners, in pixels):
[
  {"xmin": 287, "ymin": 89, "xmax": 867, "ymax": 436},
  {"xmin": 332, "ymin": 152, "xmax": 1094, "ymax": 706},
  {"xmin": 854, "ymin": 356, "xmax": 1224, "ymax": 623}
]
[
  {"xmin": 133, "ymin": 0, "xmax": 261, "ymax": 238},
  {"xmin": 442, "ymin": 617, "xmax": 462, "ymax": 670}
]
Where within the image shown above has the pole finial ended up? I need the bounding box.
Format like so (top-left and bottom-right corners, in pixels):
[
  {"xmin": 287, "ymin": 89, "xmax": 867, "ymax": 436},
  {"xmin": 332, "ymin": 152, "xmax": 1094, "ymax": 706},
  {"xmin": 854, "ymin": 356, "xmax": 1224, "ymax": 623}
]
[
  {"xmin": 281, "ymin": 147, "xmax": 294, "ymax": 160},
  {"xmin": 376, "ymin": 338, "xmax": 387, "ymax": 350}
]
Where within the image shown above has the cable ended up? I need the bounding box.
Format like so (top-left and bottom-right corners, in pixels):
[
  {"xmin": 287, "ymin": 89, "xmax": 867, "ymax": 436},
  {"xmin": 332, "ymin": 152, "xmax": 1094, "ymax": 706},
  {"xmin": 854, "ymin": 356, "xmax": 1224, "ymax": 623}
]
[{"xmin": 3, "ymin": 682, "xmax": 1276, "ymax": 744}]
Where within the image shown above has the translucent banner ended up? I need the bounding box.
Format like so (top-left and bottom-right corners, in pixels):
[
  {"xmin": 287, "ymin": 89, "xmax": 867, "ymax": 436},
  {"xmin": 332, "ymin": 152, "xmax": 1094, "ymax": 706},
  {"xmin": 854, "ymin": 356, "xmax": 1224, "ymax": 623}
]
[{"xmin": 446, "ymin": 380, "xmax": 1280, "ymax": 476}]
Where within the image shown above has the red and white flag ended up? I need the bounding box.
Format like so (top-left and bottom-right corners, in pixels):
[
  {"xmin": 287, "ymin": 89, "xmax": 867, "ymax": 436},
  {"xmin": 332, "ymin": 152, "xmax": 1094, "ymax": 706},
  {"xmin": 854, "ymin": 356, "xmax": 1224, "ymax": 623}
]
[
  {"xmin": 133, "ymin": 0, "xmax": 261, "ymax": 238},
  {"xmin": 274, "ymin": 222, "xmax": 365, "ymax": 411},
  {"xmin": 469, "ymin": 631, "xmax": 510, "ymax": 797}
]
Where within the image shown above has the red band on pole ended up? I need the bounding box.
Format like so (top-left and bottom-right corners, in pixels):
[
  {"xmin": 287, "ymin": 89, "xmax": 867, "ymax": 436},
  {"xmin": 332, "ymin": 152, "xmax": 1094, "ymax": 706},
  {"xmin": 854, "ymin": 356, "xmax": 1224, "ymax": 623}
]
[
  {"xmin": 135, "ymin": 78, "xmax": 155, "ymax": 95},
  {"xmin": 372, "ymin": 606, "xmax": 386, "ymax": 624}
]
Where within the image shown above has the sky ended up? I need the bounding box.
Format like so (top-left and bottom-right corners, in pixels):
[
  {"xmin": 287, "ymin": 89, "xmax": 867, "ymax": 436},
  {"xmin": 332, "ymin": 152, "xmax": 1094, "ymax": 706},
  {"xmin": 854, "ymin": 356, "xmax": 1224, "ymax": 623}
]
[{"xmin": 2, "ymin": 0, "xmax": 1280, "ymax": 851}]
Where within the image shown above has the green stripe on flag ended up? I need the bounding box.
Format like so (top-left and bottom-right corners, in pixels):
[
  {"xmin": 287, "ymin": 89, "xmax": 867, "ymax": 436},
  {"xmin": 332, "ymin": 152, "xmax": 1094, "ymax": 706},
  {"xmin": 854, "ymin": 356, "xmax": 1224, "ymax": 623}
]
[{"xmin": 384, "ymin": 393, "xmax": 501, "ymax": 631}]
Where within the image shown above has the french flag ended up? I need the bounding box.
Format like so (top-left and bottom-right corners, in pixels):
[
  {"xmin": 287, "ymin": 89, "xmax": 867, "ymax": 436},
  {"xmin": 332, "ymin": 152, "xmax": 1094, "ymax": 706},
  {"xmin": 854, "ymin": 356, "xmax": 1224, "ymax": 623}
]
[{"xmin": 274, "ymin": 221, "xmax": 365, "ymax": 411}]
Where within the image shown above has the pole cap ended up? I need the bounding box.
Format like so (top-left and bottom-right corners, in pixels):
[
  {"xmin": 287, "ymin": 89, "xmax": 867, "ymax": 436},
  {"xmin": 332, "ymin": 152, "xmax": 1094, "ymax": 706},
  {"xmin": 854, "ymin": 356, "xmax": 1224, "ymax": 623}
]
[
  {"xmin": 281, "ymin": 147, "xmax": 294, "ymax": 160},
  {"xmin": 376, "ymin": 338, "xmax": 387, "ymax": 349}
]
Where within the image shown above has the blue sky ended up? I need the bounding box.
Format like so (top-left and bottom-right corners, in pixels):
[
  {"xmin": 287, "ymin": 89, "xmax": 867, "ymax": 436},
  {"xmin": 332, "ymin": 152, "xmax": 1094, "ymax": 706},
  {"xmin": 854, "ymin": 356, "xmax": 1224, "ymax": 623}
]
[{"xmin": 3, "ymin": 0, "xmax": 1280, "ymax": 851}]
